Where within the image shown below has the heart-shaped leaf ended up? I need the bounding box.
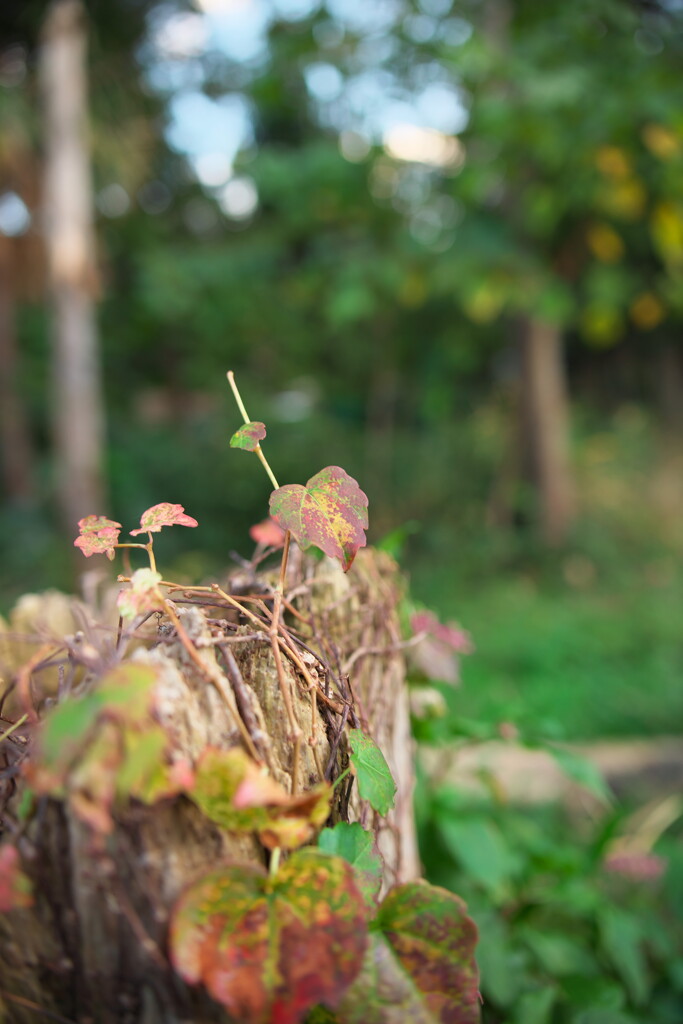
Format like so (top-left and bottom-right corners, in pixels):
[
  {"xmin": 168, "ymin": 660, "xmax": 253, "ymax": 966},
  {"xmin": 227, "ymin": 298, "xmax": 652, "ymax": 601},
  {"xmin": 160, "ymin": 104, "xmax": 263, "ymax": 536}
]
[
  {"xmin": 336, "ymin": 881, "xmax": 480, "ymax": 1024},
  {"xmin": 348, "ymin": 729, "xmax": 396, "ymax": 815},
  {"xmin": 270, "ymin": 466, "xmax": 368, "ymax": 572},
  {"xmin": 170, "ymin": 849, "xmax": 368, "ymax": 1024},
  {"xmin": 0, "ymin": 844, "xmax": 33, "ymax": 911},
  {"xmin": 130, "ymin": 503, "xmax": 198, "ymax": 535},
  {"xmin": 231, "ymin": 421, "xmax": 267, "ymax": 451},
  {"xmin": 190, "ymin": 748, "xmax": 332, "ymax": 850},
  {"xmin": 318, "ymin": 823, "xmax": 383, "ymax": 907},
  {"xmin": 74, "ymin": 515, "xmax": 122, "ymax": 560}
]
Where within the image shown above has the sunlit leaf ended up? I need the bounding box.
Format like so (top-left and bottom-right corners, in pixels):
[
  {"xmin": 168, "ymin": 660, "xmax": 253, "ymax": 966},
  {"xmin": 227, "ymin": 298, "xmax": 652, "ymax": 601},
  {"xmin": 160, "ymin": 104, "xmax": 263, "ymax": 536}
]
[
  {"xmin": 170, "ymin": 849, "xmax": 368, "ymax": 1024},
  {"xmin": 74, "ymin": 515, "xmax": 122, "ymax": 560},
  {"xmin": 318, "ymin": 823, "xmax": 383, "ymax": 907},
  {"xmin": 130, "ymin": 502, "xmax": 198, "ymax": 536},
  {"xmin": 336, "ymin": 881, "xmax": 480, "ymax": 1024},
  {"xmin": 116, "ymin": 568, "xmax": 164, "ymax": 621},
  {"xmin": 270, "ymin": 466, "xmax": 368, "ymax": 572},
  {"xmin": 0, "ymin": 844, "xmax": 33, "ymax": 911},
  {"xmin": 190, "ymin": 747, "xmax": 332, "ymax": 850},
  {"xmin": 231, "ymin": 421, "xmax": 267, "ymax": 451},
  {"xmin": 348, "ymin": 729, "xmax": 396, "ymax": 815},
  {"xmin": 249, "ymin": 517, "xmax": 286, "ymax": 548}
]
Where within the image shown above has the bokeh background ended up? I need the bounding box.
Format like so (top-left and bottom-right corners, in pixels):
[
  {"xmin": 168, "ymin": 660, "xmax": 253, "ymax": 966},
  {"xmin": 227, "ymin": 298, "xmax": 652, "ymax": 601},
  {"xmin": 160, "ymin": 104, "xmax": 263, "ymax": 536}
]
[{"xmin": 2, "ymin": 1, "xmax": 683, "ymax": 1020}]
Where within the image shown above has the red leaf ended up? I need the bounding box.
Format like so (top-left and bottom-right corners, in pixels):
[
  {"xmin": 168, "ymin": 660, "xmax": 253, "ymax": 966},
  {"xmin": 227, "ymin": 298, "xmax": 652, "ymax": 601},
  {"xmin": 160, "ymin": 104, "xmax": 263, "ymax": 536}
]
[
  {"xmin": 170, "ymin": 849, "xmax": 368, "ymax": 1024},
  {"xmin": 249, "ymin": 517, "xmax": 286, "ymax": 549},
  {"xmin": 230, "ymin": 421, "xmax": 267, "ymax": 451},
  {"xmin": 74, "ymin": 515, "xmax": 122, "ymax": 560},
  {"xmin": 0, "ymin": 844, "xmax": 33, "ymax": 911},
  {"xmin": 130, "ymin": 503, "xmax": 198, "ymax": 536},
  {"xmin": 337, "ymin": 880, "xmax": 480, "ymax": 1024},
  {"xmin": 269, "ymin": 466, "xmax": 368, "ymax": 572},
  {"xmin": 410, "ymin": 611, "xmax": 473, "ymax": 654}
]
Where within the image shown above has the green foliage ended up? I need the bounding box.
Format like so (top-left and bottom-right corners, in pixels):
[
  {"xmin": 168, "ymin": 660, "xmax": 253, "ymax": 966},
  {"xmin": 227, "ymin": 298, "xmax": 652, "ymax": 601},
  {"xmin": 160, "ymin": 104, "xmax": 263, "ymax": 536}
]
[
  {"xmin": 348, "ymin": 728, "xmax": 397, "ymax": 815},
  {"xmin": 318, "ymin": 823, "xmax": 383, "ymax": 908}
]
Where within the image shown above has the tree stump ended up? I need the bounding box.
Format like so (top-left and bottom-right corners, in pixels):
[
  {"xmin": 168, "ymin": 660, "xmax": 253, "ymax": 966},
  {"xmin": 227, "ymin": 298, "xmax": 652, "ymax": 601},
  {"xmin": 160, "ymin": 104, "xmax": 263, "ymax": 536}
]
[{"xmin": 0, "ymin": 548, "xmax": 419, "ymax": 1023}]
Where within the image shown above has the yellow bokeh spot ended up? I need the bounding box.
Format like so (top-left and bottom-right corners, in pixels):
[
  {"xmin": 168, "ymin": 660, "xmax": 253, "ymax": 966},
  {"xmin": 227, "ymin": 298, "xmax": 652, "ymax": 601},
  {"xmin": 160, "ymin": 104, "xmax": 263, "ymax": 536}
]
[
  {"xmin": 463, "ymin": 283, "xmax": 505, "ymax": 324},
  {"xmin": 642, "ymin": 123, "xmax": 681, "ymax": 161},
  {"xmin": 587, "ymin": 223, "xmax": 625, "ymax": 263},
  {"xmin": 580, "ymin": 304, "xmax": 623, "ymax": 347},
  {"xmin": 598, "ymin": 179, "xmax": 647, "ymax": 220},
  {"xmin": 595, "ymin": 145, "xmax": 631, "ymax": 179},
  {"xmin": 629, "ymin": 291, "xmax": 665, "ymax": 330},
  {"xmin": 651, "ymin": 202, "xmax": 683, "ymax": 265}
]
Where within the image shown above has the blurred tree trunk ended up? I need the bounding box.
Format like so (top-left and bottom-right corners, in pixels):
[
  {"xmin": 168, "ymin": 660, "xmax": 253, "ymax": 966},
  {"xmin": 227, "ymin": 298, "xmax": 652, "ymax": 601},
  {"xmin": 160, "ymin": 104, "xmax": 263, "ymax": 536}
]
[
  {"xmin": 519, "ymin": 316, "xmax": 576, "ymax": 545},
  {"xmin": 0, "ymin": 240, "xmax": 34, "ymax": 502},
  {"xmin": 41, "ymin": 0, "xmax": 105, "ymax": 533}
]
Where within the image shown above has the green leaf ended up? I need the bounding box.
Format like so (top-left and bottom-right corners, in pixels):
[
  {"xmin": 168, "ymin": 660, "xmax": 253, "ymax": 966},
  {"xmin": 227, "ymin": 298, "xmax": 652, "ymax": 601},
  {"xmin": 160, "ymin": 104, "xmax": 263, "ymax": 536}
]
[
  {"xmin": 439, "ymin": 817, "xmax": 519, "ymax": 899},
  {"xmin": 598, "ymin": 907, "xmax": 650, "ymax": 1006},
  {"xmin": 318, "ymin": 823, "xmax": 383, "ymax": 907},
  {"xmin": 270, "ymin": 466, "xmax": 368, "ymax": 572},
  {"xmin": 348, "ymin": 729, "xmax": 396, "ymax": 815},
  {"xmin": 170, "ymin": 849, "xmax": 368, "ymax": 1024},
  {"xmin": 190, "ymin": 747, "xmax": 332, "ymax": 850},
  {"xmin": 230, "ymin": 421, "xmax": 267, "ymax": 451},
  {"xmin": 336, "ymin": 880, "xmax": 480, "ymax": 1024},
  {"xmin": 546, "ymin": 746, "xmax": 612, "ymax": 804}
]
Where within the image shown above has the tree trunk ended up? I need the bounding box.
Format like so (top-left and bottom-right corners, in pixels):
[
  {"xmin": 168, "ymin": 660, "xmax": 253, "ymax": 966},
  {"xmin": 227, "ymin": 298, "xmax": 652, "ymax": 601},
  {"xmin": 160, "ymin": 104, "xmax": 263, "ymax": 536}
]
[
  {"xmin": 0, "ymin": 240, "xmax": 35, "ymax": 502},
  {"xmin": 519, "ymin": 316, "xmax": 576, "ymax": 545},
  {"xmin": 41, "ymin": 0, "xmax": 105, "ymax": 533},
  {"xmin": 0, "ymin": 549, "xmax": 419, "ymax": 1023}
]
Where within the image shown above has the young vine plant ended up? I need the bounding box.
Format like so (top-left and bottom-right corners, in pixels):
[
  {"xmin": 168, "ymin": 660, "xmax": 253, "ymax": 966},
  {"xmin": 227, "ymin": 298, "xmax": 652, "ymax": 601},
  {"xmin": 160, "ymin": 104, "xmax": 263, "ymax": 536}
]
[{"xmin": 1, "ymin": 373, "xmax": 481, "ymax": 1024}]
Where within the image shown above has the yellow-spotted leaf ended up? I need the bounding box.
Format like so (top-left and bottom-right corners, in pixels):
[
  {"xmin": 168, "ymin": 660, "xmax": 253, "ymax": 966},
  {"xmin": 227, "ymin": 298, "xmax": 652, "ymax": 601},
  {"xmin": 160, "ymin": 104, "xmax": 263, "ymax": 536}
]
[
  {"xmin": 170, "ymin": 849, "xmax": 368, "ymax": 1024},
  {"xmin": 269, "ymin": 466, "xmax": 368, "ymax": 572}
]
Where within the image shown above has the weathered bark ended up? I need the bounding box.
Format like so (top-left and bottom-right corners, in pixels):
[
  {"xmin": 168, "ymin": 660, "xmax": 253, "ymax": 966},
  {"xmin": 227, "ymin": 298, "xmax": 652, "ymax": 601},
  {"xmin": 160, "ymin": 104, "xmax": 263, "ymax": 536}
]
[
  {"xmin": 519, "ymin": 316, "xmax": 576, "ymax": 545},
  {"xmin": 41, "ymin": 0, "xmax": 106, "ymax": 531},
  {"xmin": 0, "ymin": 549, "xmax": 418, "ymax": 1023}
]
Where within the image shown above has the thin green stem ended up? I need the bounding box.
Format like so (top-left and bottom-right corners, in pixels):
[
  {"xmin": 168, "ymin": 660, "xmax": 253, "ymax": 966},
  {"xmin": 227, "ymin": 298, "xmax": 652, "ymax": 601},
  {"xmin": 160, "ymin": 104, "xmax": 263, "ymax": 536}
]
[
  {"xmin": 226, "ymin": 370, "xmax": 280, "ymax": 489},
  {"xmin": 226, "ymin": 370, "xmax": 251, "ymax": 424},
  {"xmin": 0, "ymin": 714, "xmax": 28, "ymax": 745},
  {"xmin": 332, "ymin": 766, "xmax": 351, "ymax": 791}
]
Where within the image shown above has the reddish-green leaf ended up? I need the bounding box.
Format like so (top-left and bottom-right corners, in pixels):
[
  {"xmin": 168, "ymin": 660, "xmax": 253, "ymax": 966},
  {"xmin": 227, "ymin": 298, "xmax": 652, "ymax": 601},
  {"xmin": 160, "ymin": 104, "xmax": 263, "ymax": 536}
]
[
  {"xmin": 190, "ymin": 748, "xmax": 332, "ymax": 850},
  {"xmin": 348, "ymin": 729, "xmax": 396, "ymax": 816},
  {"xmin": 130, "ymin": 502, "xmax": 198, "ymax": 535},
  {"xmin": 318, "ymin": 823, "xmax": 383, "ymax": 908},
  {"xmin": 116, "ymin": 568, "xmax": 164, "ymax": 621},
  {"xmin": 24, "ymin": 664, "xmax": 186, "ymax": 831},
  {"xmin": 270, "ymin": 466, "xmax": 368, "ymax": 572},
  {"xmin": 74, "ymin": 515, "xmax": 122, "ymax": 560},
  {"xmin": 230, "ymin": 421, "xmax": 267, "ymax": 451},
  {"xmin": 249, "ymin": 517, "xmax": 286, "ymax": 549},
  {"xmin": 336, "ymin": 881, "xmax": 480, "ymax": 1024},
  {"xmin": 0, "ymin": 844, "xmax": 33, "ymax": 911},
  {"xmin": 170, "ymin": 849, "xmax": 368, "ymax": 1024}
]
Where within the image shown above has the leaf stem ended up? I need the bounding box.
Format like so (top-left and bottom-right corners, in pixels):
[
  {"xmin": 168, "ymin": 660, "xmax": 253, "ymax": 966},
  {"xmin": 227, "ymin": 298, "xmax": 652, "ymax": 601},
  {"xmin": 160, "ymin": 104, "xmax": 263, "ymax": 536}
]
[
  {"xmin": 332, "ymin": 766, "xmax": 351, "ymax": 791},
  {"xmin": 226, "ymin": 371, "xmax": 280, "ymax": 490},
  {"xmin": 269, "ymin": 847, "xmax": 281, "ymax": 877},
  {"xmin": 0, "ymin": 713, "xmax": 28, "ymax": 745}
]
